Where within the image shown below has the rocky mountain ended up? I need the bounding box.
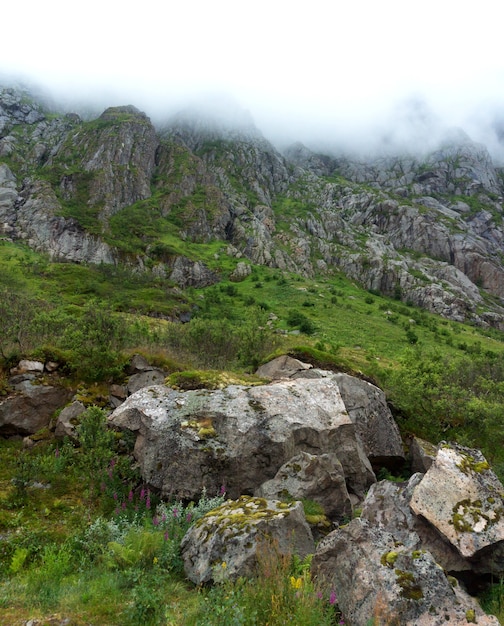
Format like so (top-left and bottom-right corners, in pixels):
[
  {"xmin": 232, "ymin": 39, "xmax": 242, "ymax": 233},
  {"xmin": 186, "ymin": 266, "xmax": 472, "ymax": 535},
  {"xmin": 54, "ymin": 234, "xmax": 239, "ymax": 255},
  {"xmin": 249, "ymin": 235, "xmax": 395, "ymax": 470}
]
[{"xmin": 2, "ymin": 85, "xmax": 504, "ymax": 327}]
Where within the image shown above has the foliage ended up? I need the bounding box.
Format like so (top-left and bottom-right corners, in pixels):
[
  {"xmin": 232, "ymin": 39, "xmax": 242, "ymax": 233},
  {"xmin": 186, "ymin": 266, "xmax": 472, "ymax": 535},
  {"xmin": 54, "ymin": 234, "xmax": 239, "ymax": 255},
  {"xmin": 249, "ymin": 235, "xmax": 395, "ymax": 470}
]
[{"xmin": 382, "ymin": 348, "xmax": 504, "ymax": 476}]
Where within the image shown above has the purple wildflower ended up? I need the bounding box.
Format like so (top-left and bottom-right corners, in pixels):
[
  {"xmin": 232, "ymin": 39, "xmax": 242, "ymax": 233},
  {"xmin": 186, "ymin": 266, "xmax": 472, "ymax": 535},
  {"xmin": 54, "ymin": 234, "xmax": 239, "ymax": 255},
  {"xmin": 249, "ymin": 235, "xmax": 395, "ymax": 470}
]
[
  {"xmin": 329, "ymin": 590, "xmax": 337, "ymax": 605},
  {"xmin": 128, "ymin": 490, "xmax": 133, "ymax": 502},
  {"xmin": 219, "ymin": 484, "xmax": 226, "ymax": 496},
  {"xmin": 186, "ymin": 512, "xmax": 192, "ymax": 523},
  {"xmin": 121, "ymin": 501, "xmax": 126, "ymax": 510},
  {"xmin": 152, "ymin": 516, "xmax": 159, "ymax": 527},
  {"xmin": 113, "ymin": 492, "xmax": 118, "ymax": 501},
  {"xmin": 172, "ymin": 507, "xmax": 178, "ymax": 518},
  {"xmin": 54, "ymin": 448, "xmax": 60, "ymax": 458},
  {"xmin": 164, "ymin": 530, "xmax": 169, "ymax": 541},
  {"xmin": 140, "ymin": 487, "xmax": 146, "ymax": 500}
]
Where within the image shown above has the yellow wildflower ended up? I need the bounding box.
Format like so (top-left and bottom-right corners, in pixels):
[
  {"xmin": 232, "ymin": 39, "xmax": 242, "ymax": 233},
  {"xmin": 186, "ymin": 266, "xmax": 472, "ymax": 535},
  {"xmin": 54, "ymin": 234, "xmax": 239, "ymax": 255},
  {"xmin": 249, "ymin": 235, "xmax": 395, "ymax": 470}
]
[{"xmin": 290, "ymin": 576, "xmax": 302, "ymax": 589}]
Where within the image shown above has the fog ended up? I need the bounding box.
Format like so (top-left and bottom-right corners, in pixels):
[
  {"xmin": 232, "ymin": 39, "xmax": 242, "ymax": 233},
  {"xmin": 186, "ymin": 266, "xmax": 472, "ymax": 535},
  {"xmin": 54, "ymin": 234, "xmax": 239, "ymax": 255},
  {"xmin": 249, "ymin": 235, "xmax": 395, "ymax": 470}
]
[{"xmin": 2, "ymin": 0, "xmax": 504, "ymax": 160}]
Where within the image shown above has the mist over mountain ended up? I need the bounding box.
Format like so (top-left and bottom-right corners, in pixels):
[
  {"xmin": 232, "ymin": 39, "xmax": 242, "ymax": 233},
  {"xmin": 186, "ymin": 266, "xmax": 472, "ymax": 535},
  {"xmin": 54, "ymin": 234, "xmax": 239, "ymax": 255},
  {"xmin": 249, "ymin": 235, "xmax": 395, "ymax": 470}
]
[{"xmin": 1, "ymin": 81, "xmax": 504, "ymax": 329}]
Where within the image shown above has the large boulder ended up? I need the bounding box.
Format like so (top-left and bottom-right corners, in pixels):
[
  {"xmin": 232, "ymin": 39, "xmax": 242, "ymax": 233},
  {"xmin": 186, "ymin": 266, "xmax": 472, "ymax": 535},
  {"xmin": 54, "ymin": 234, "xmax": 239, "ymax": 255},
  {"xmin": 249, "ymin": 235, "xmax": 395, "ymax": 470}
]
[
  {"xmin": 181, "ymin": 496, "xmax": 314, "ymax": 584},
  {"xmin": 410, "ymin": 443, "xmax": 504, "ymax": 566},
  {"xmin": 256, "ymin": 451, "xmax": 353, "ymax": 521},
  {"xmin": 311, "ymin": 518, "xmax": 499, "ymax": 626},
  {"xmin": 108, "ymin": 377, "xmax": 376, "ymax": 501},
  {"xmin": 360, "ymin": 475, "xmax": 471, "ymax": 575}
]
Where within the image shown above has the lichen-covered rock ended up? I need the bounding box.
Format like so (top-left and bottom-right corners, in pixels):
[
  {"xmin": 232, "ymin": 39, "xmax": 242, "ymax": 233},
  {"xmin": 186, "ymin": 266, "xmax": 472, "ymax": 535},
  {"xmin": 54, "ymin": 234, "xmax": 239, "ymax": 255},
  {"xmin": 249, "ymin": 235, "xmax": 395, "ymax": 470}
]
[
  {"xmin": 410, "ymin": 443, "xmax": 504, "ymax": 562},
  {"xmin": 181, "ymin": 496, "xmax": 314, "ymax": 584},
  {"xmin": 360, "ymin": 475, "xmax": 471, "ymax": 574},
  {"xmin": 256, "ymin": 452, "xmax": 352, "ymax": 521},
  {"xmin": 108, "ymin": 377, "xmax": 375, "ymax": 500},
  {"xmin": 54, "ymin": 400, "xmax": 86, "ymax": 440},
  {"xmin": 311, "ymin": 518, "xmax": 499, "ymax": 626}
]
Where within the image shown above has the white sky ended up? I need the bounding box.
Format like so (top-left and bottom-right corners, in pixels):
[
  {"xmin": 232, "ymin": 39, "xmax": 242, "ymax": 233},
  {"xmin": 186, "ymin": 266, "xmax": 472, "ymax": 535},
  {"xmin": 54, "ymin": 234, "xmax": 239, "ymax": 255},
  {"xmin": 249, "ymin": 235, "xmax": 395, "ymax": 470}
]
[{"xmin": 2, "ymin": 0, "xmax": 504, "ymax": 152}]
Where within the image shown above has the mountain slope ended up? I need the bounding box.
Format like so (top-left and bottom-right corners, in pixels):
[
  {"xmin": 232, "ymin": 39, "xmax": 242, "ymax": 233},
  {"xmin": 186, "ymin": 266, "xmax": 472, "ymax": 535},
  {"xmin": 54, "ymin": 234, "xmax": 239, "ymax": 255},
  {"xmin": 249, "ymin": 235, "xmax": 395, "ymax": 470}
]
[{"xmin": 1, "ymin": 85, "xmax": 504, "ymax": 328}]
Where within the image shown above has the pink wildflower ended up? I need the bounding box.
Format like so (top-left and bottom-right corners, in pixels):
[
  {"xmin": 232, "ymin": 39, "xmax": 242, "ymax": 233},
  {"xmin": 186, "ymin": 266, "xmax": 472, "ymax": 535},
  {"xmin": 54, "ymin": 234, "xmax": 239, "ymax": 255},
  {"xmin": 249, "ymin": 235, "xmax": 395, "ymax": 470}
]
[{"xmin": 329, "ymin": 590, "xmax": 337, "ymax": 605}]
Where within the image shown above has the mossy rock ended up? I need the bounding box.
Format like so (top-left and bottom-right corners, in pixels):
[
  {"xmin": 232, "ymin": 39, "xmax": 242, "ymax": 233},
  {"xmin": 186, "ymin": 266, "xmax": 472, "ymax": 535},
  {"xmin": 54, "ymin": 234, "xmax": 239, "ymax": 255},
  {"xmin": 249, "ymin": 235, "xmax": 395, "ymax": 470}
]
[{"xmin": 165, "ymin": 369, "xmax": 262, "ymax": 390}]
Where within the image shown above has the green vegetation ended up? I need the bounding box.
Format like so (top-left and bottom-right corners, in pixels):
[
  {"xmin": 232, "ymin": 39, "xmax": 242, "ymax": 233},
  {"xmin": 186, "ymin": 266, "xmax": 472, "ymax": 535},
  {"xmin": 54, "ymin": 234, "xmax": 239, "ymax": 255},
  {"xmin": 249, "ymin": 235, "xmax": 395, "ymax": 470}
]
[{"xmin": 1, "ymin": 230, "xmax": 504, "ymax": 623}]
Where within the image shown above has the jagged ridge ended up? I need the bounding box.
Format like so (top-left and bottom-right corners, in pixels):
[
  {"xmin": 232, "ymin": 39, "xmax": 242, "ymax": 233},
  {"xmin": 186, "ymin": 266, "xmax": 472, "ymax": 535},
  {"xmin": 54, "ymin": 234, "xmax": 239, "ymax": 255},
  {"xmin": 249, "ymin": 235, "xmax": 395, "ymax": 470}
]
[{"xmin": 1, "ymin": 85, "xmax": 504, "ymax": 328}]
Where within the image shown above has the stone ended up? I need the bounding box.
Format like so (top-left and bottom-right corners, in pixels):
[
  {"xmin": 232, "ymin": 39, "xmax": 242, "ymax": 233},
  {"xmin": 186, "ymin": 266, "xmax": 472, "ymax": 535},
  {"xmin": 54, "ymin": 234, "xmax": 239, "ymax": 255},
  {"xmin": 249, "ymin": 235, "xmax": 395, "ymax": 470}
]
[
  {"xmin": 181, "ymin": 496, "xmax": 314, "ymax": 584},
  {"xmin": 126, "ymin": 354, "xmax": 153, "ymax": 375},
  {"xmin": 360, "ymin": 475, "xmax": 471, "ymax": 574},
  {"xmin": 311, "ymin": 518, "xmax": 500, "ymax": 626},
  {"xmin": 54, "ymin": 401, "xmax": 86, "ymax": 440},
  {"xmin": 409, "ymin": 436, "xmax": 438, "ymax": 474},
  {"xmin": 410, "ymin": 443, "xmax": 504, "ymax": 562},
  {"xmin": 126, "ymin": 369, "xmax": 166, "ymax": 395},
  {"xmin": 255, "ymin": 355, "xmax": 312, "ymax": 380},
  {"xmin": 256, "ymin": 452, "xmax": 352, "ymax": 521},
  {"xmin": 16, "ymin": 360, "xmax": 44, "ymax": 374},
  {"xmin": 108, "ymin": 377, "xmax": 376, "ymax": 501},
  {"xmin": 0, "ymin": 381, "xmax": 73, "ymax": 435},
  {"xmin": 333, "ymin": 372, "xmax": 405, "ymax": 469}
]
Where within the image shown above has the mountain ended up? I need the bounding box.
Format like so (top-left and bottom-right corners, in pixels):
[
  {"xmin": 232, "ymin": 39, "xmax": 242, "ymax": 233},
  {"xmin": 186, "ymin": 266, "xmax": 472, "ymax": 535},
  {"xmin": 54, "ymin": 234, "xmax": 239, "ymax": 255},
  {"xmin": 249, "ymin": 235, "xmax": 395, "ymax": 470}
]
[{"xmin": 1, "ymin": 85, "xmax": 504, "ymax": 328}]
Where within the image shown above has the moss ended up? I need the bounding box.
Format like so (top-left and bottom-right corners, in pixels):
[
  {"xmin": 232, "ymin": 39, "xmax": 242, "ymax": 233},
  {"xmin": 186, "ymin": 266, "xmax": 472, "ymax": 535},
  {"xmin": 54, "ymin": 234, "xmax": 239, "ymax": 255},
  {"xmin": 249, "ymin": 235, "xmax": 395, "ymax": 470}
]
[
  {"xmin": 195, "ymin": 495, "xmax": 294, "ymax": 540},
  {"xmin": 465, "ymin": 609, "xmax": 476, "ymax": 623},
  {"xmin": 394, "ymin": 569, "xmax": 424, "ymax": 600},
  {"xmin": 381, "ymin": 551, "xmax": 399, "ymax": 567}
]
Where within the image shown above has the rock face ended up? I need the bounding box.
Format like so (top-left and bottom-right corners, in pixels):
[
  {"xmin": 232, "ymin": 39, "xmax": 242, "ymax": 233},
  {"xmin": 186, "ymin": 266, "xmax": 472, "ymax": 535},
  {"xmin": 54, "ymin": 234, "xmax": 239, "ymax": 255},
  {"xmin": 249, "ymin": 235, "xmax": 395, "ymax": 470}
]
[
  {"xmin": 2, "ymin": 85, "xmax": 504, "ymax": 325},
  {"xmin": 311, "ymin": 518, "xmax": 499, "ymax": 626},
  {"xmin": 108, "ymin": 376, "xmax": 376, "ymax": 503},
  {"xmin": 181, "ymin": 496, "xmax": 314, "ymax": 584}
]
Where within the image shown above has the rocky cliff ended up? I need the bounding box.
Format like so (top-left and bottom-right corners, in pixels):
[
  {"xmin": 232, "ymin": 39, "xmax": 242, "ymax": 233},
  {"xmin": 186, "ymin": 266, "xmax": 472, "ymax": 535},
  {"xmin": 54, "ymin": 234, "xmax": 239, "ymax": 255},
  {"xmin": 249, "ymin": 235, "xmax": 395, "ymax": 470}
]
[{"xmin": 1, "ymin": 85, "xmax": 504, "ymax": 327}]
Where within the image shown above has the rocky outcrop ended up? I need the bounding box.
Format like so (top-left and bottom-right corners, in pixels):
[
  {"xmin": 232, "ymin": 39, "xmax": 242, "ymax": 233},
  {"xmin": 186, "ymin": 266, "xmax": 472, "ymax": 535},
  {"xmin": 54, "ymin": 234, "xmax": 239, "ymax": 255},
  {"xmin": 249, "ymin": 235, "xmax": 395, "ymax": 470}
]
[
  {"xmin": 2, "ymin": 85, "xmax": 504, "ymax": 326},
  {"xmin": 311, "ymin": 518, "xmax": 499, "ymax": 626},
  {"xmin": 311, "ymin": 443, "xmax": 504, "ymax": 625},
  {"xmin": 52, "ymin": 105, "xmax": 159, "ymax": 221},
  {"xmin": 107, "ymin": 375, "xmax": 376, "ymax": 503},
  {"xmin": 181, "ymin": 496, "xmax": 314, "ymax": 584}
]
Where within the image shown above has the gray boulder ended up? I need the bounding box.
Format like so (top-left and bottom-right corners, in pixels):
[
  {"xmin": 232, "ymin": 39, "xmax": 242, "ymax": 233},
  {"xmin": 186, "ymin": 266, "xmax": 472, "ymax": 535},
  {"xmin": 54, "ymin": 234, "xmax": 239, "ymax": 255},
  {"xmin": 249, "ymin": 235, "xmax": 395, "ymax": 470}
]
[
  {"xmin": 410, "ymin": 443, "xmax": 504, "ymax": 565},
  {"xmin": 255, "ymin": 355, "xmax": 312, "ymax": 380},
  {"xmin": 409, "ymin": 436, "xmax": 438, "ymax": 474},
  {"xmin": 0, "ymin": 380, "xmax": 73, "ymax": 435},
  {"xmin": 311, "ymin": 518, "xmax": 499, "ymax": 626},
  {"xmin": 54, "ymin": 400, "xmax": 86, "ymax": 440},
  {"xmin": 360, "ymin": 475, "xmax": 471, "ymax": 574},
  {"xmin": 256, "ymin": 452, "xmax": 352, "ymax": 521},
  {"xmin": 181, "ymin": 496, "xmax": 314, "ymax": 584},
  {"xmin": 108, "ymin": 377, "xmax": 376, "ymax": 500},
  {"xmin": 127, "ymin": 369, "xmax": 166, "ymax": 395},
  {"xmin": 333, "ymin": 372, "xmax": 405, "ymax": 469}
]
